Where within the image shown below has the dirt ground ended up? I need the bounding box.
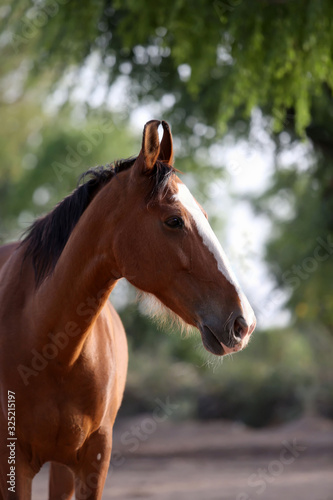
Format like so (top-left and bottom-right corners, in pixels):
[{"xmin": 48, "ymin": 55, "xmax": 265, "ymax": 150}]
[{"xmin": 32, "ymin": 416, "xmax": 333, "ymax": 499}]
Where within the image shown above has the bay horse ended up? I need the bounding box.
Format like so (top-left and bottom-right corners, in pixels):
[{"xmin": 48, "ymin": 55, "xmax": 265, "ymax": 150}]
[{"xmin": 0, "ymin": 120, "xmax": 256, "ymax": 499}]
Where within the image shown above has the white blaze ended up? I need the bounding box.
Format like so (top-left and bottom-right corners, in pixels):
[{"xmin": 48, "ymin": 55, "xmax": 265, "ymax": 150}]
[{"xmin": 174, "ymin": 182, "xmax": 255, "ymax": 326}]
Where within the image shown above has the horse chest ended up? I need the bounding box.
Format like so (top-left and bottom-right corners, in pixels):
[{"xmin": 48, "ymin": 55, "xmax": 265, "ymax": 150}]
[
  {"xmin": 16, "ymin": 362, "xmax": 115, "ymax": 458},
  {"xmin": 19, "ymin": 395, "xmax": 109, "ymax": 467}
]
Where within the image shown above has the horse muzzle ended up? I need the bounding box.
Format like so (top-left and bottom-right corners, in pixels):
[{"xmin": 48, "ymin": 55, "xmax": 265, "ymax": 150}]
[{"xmin": 198, "ymin": 314, "xmax": 256, "ymax": 356}]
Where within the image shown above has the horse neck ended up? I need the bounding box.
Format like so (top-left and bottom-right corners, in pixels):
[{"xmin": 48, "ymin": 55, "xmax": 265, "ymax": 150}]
[{"xmin": 31, "ymin": 184, "xmax": 122, "ymax": 366}]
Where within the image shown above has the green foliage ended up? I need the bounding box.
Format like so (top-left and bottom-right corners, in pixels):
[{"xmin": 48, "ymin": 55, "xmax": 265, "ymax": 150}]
[
  {"xmin": 253, "ymin": 90, "xmax": 333, "ymax": 330},
  {"xmin": 259, "ymin": 170, "xmax": 333, "ymax": 328},
  {"xmin": 2, "ymin": 0, "xmax": 333, "ymax": 135}
]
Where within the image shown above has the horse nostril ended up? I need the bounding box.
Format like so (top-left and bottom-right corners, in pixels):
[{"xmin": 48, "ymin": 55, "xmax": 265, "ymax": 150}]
[{"xmin": 233, "ymin": 316, "xmax": 249, "ymax": 342}]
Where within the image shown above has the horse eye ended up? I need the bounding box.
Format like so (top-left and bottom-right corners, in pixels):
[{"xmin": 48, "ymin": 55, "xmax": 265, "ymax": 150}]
[{"xmin": 165, "ymin": 216, "xmax": 184, "ymax": 229}]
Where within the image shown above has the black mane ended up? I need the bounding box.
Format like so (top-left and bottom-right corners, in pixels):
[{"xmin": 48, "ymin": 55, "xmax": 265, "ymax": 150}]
[{"xmin": 23, "ymin": 158, "xmax": 174, "ymax": 286}]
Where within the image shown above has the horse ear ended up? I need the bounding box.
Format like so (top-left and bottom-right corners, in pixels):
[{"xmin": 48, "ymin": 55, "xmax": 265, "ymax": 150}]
[
  {"xmin": 159, "ymin": 121, "xmax": 173, "ymax": 165},
  {"xmin": 141, "ymin": 119, "xmax": 161, "ymax": 171}
]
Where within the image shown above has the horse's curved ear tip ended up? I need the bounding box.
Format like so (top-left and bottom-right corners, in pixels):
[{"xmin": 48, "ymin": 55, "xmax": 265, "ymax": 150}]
[
  {"xmin": 162, "ymin": 120, "xmax": 170, "ymax": 130},
  {"xmin": 144, "ymin": 119, "xmax": 161, "ymax": 128}
]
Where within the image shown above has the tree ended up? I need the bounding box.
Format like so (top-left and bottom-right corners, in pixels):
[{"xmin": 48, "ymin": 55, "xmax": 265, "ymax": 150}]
[{"xmin": 2, "ymin": 0, "xmax": 333, "ymax": 134}]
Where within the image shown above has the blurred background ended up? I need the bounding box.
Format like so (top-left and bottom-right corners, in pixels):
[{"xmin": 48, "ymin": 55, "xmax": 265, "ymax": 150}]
[{"xmin": 1, "ymin": 1, "xmax": 333, "ymax": 498}]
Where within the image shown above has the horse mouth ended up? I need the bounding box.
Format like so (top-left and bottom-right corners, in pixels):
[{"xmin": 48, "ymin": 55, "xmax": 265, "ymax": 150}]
[
  {"xmin": 199, "ymin": 325, "xmax": 224, "ymax": 356},
  {"xmin": 199, "ymin": 325, "xmax": 242, "ymax": 356}
]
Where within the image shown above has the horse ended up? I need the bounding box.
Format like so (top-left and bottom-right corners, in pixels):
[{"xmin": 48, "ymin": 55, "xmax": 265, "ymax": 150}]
[{"xmin": 0, "ymin": 120, "xmax": 256, "ymax": 499}]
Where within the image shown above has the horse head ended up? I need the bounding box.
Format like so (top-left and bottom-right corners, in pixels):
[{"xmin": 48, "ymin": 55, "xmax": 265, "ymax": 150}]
[{"xmin": 112, "ymin": 120, "xmax": 256, "ymax": 355}]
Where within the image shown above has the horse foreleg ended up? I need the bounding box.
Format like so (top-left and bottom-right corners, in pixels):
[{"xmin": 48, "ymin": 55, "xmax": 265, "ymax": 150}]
[
  {"xmin": 74, "ymin": 429, "xmax": 112, "ymax": 500},
  {"xmin": 49, "ymin": 462, "xmax": 74, "ymax": 500}
]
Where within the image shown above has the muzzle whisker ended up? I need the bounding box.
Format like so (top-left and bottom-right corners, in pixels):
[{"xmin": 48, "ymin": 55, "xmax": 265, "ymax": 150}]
[{"xmin": 223, "ymin": 311, "xmax": 233, "ymax": 330}]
